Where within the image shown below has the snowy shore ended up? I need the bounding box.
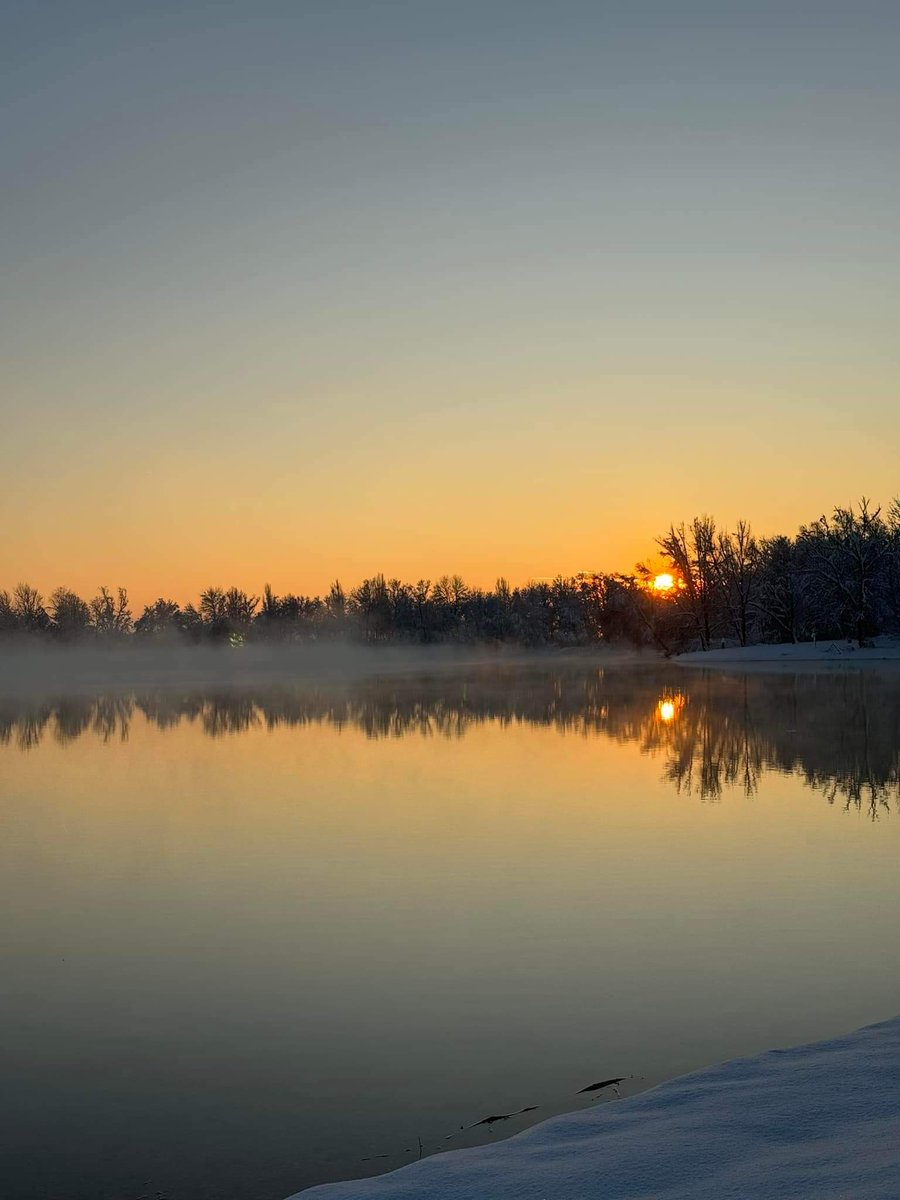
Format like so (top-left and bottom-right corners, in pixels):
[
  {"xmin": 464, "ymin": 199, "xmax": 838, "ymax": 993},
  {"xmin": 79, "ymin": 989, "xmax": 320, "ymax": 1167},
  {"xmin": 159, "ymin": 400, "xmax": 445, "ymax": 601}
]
[
  {"xmin": 290, "ymin": 1016, "xmax": 900, "ymax": 1199},
  {"xmin": 675, "ymin": 637, "xmax": 900, "ymax": 668}
]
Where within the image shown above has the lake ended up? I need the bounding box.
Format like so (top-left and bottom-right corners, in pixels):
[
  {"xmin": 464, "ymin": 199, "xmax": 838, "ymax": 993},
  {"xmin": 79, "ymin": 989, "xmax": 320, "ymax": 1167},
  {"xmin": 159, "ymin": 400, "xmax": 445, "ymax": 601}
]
[{"xmin": 2, "ymin": 661, "xmax": 899, "ymax": 1200}]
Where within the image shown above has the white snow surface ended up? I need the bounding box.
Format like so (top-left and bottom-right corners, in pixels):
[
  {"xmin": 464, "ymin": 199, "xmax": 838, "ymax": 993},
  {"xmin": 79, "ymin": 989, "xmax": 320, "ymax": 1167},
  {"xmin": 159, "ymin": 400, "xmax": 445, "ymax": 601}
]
[
  {"xmin": 290, "ymin": 1016, "xmax": 900, "ymax": 1199},
  {"xmin": 676, "ymin": 637, "xmax": 900, "ymax": 667}
]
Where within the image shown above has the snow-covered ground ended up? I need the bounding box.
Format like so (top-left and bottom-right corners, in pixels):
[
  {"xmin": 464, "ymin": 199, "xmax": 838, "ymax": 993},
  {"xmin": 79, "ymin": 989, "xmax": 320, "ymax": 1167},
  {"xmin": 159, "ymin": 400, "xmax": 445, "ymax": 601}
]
[
  {"xmin": 676, "ymin": 636, "xmax": 900, "ymax": 667},
  {"xmin": 290, "ymin": 1016, "xmax": 900, "ymax": 1199}
]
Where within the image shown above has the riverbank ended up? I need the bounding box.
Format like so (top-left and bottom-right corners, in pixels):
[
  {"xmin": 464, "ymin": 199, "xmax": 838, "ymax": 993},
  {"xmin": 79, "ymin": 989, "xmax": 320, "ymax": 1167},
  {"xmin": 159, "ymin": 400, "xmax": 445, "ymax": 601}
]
[
  {"xmin": 675, "ymin": 637, "xmax": 900, "ymax": 669},
  {"xmin": 290, "ymin": 1016, "xmax": 900, "ymax": 1199}
]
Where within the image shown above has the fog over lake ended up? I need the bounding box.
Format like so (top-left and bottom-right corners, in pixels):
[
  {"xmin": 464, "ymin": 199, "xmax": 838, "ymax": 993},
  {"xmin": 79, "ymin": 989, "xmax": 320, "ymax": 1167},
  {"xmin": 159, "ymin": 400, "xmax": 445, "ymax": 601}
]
[{"xmin": 2, "ymin": 662, "xmax": 899, "ymax": 1200}]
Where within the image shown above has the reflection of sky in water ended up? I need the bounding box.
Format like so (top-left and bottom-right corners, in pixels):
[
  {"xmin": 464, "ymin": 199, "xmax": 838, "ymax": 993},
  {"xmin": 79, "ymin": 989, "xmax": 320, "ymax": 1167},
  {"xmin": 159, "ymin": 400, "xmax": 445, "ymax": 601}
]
[
  {"xmin": 1, "ymin": 667, "xmax": 899, "ymax": 1200},
  {"xmin": 2, "ymin": 667, "xmax": 896, "ymax": 814}
]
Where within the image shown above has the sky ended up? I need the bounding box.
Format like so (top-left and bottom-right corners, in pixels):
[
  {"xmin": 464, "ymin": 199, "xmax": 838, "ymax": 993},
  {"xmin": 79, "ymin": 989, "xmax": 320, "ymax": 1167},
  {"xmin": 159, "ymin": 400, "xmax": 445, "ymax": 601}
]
[{"xmin": 2, "ymin": 1, "xmax": 898, "ymax": 607}]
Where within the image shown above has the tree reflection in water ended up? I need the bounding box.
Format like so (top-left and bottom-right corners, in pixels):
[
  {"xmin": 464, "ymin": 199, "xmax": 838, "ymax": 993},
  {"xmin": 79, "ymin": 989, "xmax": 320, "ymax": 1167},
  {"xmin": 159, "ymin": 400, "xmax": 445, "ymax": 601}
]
[{"xmin": 2, "ymin": 667, "xmax": 898, "ymax": 818}]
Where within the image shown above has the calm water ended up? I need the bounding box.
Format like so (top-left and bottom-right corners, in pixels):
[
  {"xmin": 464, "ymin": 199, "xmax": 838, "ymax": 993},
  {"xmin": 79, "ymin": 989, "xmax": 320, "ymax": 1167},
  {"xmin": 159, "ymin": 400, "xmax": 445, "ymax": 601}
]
[{"xmin": 2, "ymin": 663, "xmax": 899, "ymax": 1200}]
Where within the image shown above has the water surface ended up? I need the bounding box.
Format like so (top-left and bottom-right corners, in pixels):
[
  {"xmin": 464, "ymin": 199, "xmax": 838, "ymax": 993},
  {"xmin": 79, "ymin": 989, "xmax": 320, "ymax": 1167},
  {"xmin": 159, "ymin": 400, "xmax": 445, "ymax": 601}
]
[{"xmin": 2, "ymin": 663, "xmax": 899, "ymax": 1199}]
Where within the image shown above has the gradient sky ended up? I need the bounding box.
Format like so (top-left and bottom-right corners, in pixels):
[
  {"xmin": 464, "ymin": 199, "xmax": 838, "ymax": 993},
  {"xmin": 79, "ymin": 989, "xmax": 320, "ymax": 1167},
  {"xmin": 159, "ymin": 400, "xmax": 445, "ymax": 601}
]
[{"xmin": 3, "ymin": 1, "xmax": 898, "ymax": 606}]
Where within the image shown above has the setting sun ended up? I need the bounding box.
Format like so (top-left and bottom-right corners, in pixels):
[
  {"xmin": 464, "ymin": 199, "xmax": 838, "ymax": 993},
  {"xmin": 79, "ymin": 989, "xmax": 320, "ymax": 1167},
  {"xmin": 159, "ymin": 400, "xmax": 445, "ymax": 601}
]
[{"xmin": 654, "ymin": 573, "xmax": 675, "ymax": 591}]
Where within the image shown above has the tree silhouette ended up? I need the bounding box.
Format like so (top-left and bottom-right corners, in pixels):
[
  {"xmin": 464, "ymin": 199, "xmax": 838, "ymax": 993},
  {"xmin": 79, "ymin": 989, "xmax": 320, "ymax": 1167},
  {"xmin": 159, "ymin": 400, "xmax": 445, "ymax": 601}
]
[
  {"xmin": 89, "ymin": 587, "xmax": 132, "ymax": 636},
  {"xmin": 49, "ymin": 588, "xmax": 91, "ymax": 640},
  {"xmin": 12, "ymin": 583, "xmax": 49, "ymax": 632},
  {"xmin": 2, "ymin": 496, "xmax": 898, "ymax": 651}
]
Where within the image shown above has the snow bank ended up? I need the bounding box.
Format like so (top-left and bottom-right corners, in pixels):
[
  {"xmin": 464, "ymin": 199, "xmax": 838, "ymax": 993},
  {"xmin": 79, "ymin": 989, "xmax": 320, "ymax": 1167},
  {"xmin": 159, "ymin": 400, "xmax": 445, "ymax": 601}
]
[
  {"xmin": 290, "ymin": 1016, "xmax": 900, "ymax": 1199},
  {"xmin": 676, "ymin": 637, "xmax": 900, "ymax": 667}
]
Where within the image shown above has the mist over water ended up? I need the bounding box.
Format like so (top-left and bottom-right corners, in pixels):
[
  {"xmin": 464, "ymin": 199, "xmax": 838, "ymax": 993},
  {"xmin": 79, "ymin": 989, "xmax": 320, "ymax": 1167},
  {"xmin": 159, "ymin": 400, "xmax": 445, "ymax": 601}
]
[
  {"xmin": 2, "ymin": 662, "xmax": 899, "ymax": 1200},
  {"xmin": 0, "ymin": 641, "xmax": 643, "ymax": 698}
]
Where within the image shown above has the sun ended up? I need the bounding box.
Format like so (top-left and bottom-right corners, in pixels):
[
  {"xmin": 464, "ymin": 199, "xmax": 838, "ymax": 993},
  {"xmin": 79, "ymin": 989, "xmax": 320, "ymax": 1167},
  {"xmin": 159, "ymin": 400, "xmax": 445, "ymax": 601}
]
[{"xmin": 653, "ymin": 573, "xmax": 674, "ymax": 592}]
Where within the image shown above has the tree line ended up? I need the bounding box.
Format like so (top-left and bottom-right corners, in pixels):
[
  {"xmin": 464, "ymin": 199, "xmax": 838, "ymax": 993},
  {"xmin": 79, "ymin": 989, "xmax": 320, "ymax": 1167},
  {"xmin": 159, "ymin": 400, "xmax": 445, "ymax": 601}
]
[
  {"xmin": 1, "ymin": 498, "xmax": 897, "ymax": 653},
  {"xmin": 647, "ymin": 497, "xmax": 899, "ymax": 652}
]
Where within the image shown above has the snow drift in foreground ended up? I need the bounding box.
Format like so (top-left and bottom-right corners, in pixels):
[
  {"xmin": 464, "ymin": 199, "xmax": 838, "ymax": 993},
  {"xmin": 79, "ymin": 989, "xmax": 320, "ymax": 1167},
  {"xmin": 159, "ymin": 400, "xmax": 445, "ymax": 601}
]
[{"xmin": 290, "ymin": 1016, "xmax": 900, "ymax": 1199}]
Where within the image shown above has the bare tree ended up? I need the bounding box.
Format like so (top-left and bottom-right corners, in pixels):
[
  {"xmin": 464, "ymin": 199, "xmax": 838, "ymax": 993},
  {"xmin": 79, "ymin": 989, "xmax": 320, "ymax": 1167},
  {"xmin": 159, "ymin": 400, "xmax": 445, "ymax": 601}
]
[
  {"xmin": 351, "ymin": 575, "xmax": 391, "ymax": 641},
  {"xmin": 49, "ymin": 588, "xmax": 91, "ymax": 639},
  {"xmin": 657, "ymin": 518, "xmax": 717, "ymax": 649},
  {"xmin": 710, "ymin": 521, "xmax": 759, "ymax": 646},
  {"xmin": 12, "ymin": 583, "xmax": 49, "ymax": 632},
  {"xmin": 222, "ymin": 587, "xmax": 259, "ymax": 626},
  {"xmin": 884, "ymin": 498, "xmax": 900, "ymax": 632},
  {"xmin": 798, "ymin": 499, "xmax": 889, "ymax": 645},
  {"xmin": 260, "ymin": 583, "xmax": 280, "ymax": 623},
  {"xmin": 325, "ymin": 580, "xmax": 347, "ymax": 633},
  {"xmin": 755, "ymin": 536, "xmax": 807, "ymax": 643},
  {"xmin": 89, "ymin": 586, "xmax": 132, "ymax": 636},
  {"xmin": 199, "ymin": 587, "xmax": 227, "ymax": 626},
  {"xmin": 0, "ymin": 590, "xmax": 17, "ymax": 633},
  {"xmin": 134, "ymin": 598, "xmax": 184, "ymax": 637},
  {"xmin": 412, "ymin": 579, "xmax": 432, "ymax": 640}
]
